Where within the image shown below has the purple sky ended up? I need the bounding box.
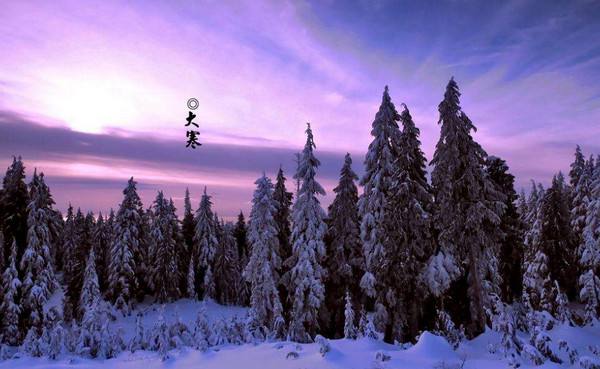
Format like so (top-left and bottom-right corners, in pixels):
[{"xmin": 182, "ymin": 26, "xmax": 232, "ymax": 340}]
[{"xmin": 1, "ymin": 0, "xmax": 600, "ymax": 218}]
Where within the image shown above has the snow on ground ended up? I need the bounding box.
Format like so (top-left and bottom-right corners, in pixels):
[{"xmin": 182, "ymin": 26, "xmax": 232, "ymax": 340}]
[{"xmin": 3, "ymin": 299, "xmax": 600, "ymax": 369}]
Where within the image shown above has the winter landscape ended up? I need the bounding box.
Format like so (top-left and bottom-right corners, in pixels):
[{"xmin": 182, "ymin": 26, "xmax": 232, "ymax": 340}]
[{"xmin": 2, "ymin": 1, "xmax": 600, "ymax": 369}]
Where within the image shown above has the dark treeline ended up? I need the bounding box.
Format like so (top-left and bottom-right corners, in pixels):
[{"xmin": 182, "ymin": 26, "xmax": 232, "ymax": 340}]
[{"xmin": 1, "ymin": 78, "xmax": 599, "ymax": 365}]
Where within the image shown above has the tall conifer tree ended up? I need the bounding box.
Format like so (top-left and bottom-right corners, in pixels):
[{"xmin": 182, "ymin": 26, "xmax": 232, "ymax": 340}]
[
  {"xmin": 273, "ymin": 168, "xmax": 293, "ymax": 316},
  {"xmin": 244, "ymin": 174, "xmax": 284, "ymax": 335},
  {"xmin": 539, "ymin": 173, "xmax": 577, "ymax": 300},
  {"xmin": 0, "ymin": 157, "xmax": 29, "ymax": 266},
  {"xmin": 323, "ymin": 153, "xmax": 362, "ymax": 338},
  {"xmin": 429, "ymin": 78, "xmax": 503, "ymax": 337},
  {"xmin": 109, "ymin": 178, "xmax": 143, "ymax": 314},
  {"xmin": 485, "ymin": 156, "xmax": 524, "ymax": 303},
  {"xmin": 192, "ymin": 187, "xmax": 218, "ymax": 299},
  {"xmin": 381, "ymin": 105, "xmax": 434, "ymax": 342},
  {"xmin": 0, "ymin": 240, "xmax": 21, "ymax": 345},
  {"xmin": 21, "ymin": 171, "xmax": 57, "ymax": 331},
  {"xmin": 359, "ymin": 87, "xmax": 402, "ymax": 305},
  {"xmin": 285, "ymin": 123, "xmax": 327, "ymax": 343},
  {"xmin": 149, "ymin": 192, "xmax": 181, "ymax": 302}
]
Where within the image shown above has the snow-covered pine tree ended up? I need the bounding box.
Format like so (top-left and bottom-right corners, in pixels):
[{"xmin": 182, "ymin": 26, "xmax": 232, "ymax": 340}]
[
  {"xmin": 65, "ymin": 208, "xmax": 93, "ymax": 321},
  {"xmin": 358, "ymin": 86, "xmax": 401, "ymax": 307},
  {"xmin": 343, "ymin": 291, "xmax": 357, "ymax": 339},
  {"xmin": 570, "ymin": 145, "xmax": 586, "ymax": 189},
  {"xmin": 0, "ymin": 240, "xmax": 21, "ymax": 345},
  {"xmin": 192, "ymin": 304, "xmax": 211, "ymax": 351},
  {"xmin": 324, "ymin": 153, "xmax": 362, "ymax": 338},
  {"xmin": 213, "ymin": 222, "xmax": 240, "ymax": 305},
  {"xmin": 80, "ymin": 249, "xmax": 101, "ymax": 317},
  {"xmin": 233, "ymin": 211, "xmax": 249, "ymax": 270},
  {"xmin": 285, "ymin": 123, "xmax": 327, "ymax": 343},
  {"xmin": 233, "ymin": 211, "xmax": 250, "ymax": 305},
  {"xmin": 170, "ymin": 308, "xmax": 192, "ymax": 348},
  {"xmin": 522, "ymin": 183, "xmax": 555, "ymax": 313},
  {"xmin": 46, "ymin": 320, "xmax": 65, "ymax": 360},
  {"xmin": 381, "ymin": 104, "xmax": 434, "ymax": 342},
  {"xmin": 553, "ymin": 281, "xmax": 572, "ymax": 324},
  {"xmin": 62, "ymin": 204, "xmax": 79, "ymax": 322},
  {"xmin": 0, "ymin": 156, "xmax": 29, "ymax": 267},
  {"xmin": 129, "ymin": 312, "xmax": 147, "ymax": 352},
  {"xmin": 521, "ymin": 182, "xmax": 544, "ymax": 312},
  {"xmin": 571, "ymin": 147, "xmax": 588, "ymax": 250},
  {"xmin": 488, "ymin": 296, "xmax": 522, "ymax": 364},
  {"xmin": 192, "ymin": 187, "xmax": 218, "ymax": 299},
  {"xmin": 273, "ymin": 167, "xmax": 293, "ymax": 316},
  {"xmin": 148, "ymin": 306, "xmax": 171, "ymax": 361},
  {"xmin": 149, "ymin": 192, "xmax": 181, "ymax": 302},
  {"xmin": 244, "ymin": 174, "xmax": 285, "ymax": 337},
  {"xmin": 539, "ymin": 173, "xmax": 578, "ymax": 300},
  {"xmin": 76, "ymin": 249, "xmax": 106, "ymax": 358},
  {"xmin": 21, "ymin": 171, "xmax": 57, "ymax": 332},
  {"xmin": 180, "ymin": 188, "xmax": 194, "ymax": 296},
  {"xmin": 92, "ymin": 213, "xmax": 111, "ymax": 294},
  {"xmin": 580, "ymin": 157, "xmax": 600, "ymax": 322},
  {"xmin": 109, "ymin": 177, "xmax": 143, "ymax": 314},
  {"xmin": 486, "ymin": 156, "xmax": 524, "ymax": 303},
  {"xmin": 429, "ymin": 78, "xmax": 504, "ymax": 337}
]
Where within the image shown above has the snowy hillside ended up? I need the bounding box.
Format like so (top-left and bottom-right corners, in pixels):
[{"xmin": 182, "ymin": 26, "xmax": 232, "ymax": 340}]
[{"xmin": 2, "ymin": 299, "xmax": 600, "ymax": 369}]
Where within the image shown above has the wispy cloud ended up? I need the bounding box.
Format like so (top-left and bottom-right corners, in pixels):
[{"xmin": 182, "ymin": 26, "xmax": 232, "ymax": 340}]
[{"xmin": 1, "ymin": 0, "xmax": 600, "ymax": 213}]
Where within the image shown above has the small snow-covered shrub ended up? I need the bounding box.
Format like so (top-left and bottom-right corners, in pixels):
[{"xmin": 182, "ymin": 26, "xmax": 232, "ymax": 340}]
[
  {"xmin": 580, "ymin": 356, "xmax": 600, "ymax": 369},
  {"xmin": 315, "ymin": 335, "xmax": 330, "ymax": 357},
  {"xmin": 285, "ymin": 351, "xmax": 299, "ymax": 359},
  {"xmin": 375, "ymin": 350, "xmax": 391, "ymax": 362},
  {"xmin": 558, "ymin": 339, "xmax": 578, "ymax": 365}
]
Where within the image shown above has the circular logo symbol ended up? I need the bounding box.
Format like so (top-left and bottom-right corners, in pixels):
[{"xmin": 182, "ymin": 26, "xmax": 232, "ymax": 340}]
[{"xmin": 187, "ymin": 98, "xmax": 199, "ymax": 110}]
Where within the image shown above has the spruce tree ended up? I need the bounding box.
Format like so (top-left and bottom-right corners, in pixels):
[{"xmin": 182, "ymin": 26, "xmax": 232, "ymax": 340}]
[
  {"xmin": 381, "ymin": 105, "xmax": 434, "ymax": 342},
  {"xmin": 359, "ymin": 86, "xmax": 401, "ymax": 304},
  {"xmin": 92, "ymin": 213, "xmax": 111, "ymax": 294},
  {"xmin": 214, "ymin": 222, "xmax": 240, "ymax": 305},
  {"xmin": 192, "ymin": 187, "xmax": 218, "ymax": 299},
  {"xmin": 572, "ymin": 156, "xmax": 595, "ymax": 250},
  {"xmin": 78, "ymin": 249, "xmax": 118, "ymax": 358},
  {"xmin": 80, "ymin": 249, "xmax": 101, "ymax": 316},
  {"xmin": 21, "ymin": 171, "xmax": 57, "ymax": 332},
  {"xmin": 65, "ymin": 208, "xmax": 91, "ymax": 321},
  {"xmin": 569, "ymin": 145, "xmax": 586, "ymax": 190},
  {"xmin": 109, "ymin": 177, "xmax": 143, "ymax": 314},
  {"xmin": 522, "ymin": 182, "xmax": 549, "ymax": 311},
  {"xmin": 285, "ymin": 123, "xmax": 326, "ymax": 343},
  {"xmin": 0, "ymin": 240, "xmax": 21, "ymax": 345},
  {"xmin": 323, "ymin": 153, "xmax": 362, "ymax": 338},
  {"xmin": 539, "ymin": 173, "xmax": 577, "ymax": 300},
  {"xmin": 149, "ymin": 192, "xmax": 181, "ymax": 302},
  {"xmin": 233, "ymin": 211, "xmax": 249, "ymax": 269},
  {"xmin": 486, "ymin": 156, "xmax": 524, "ymax": 303},
  {"xmin": 181, "ymin": 188, "xmax": 194, "ymax": 294},
  {"xmin": 62, "ymin": 204, "xmax": 79, "ymax": 321},
  {"xmin": 580, "ymin": 158, "xmax": 600, "ymax": 322},
  {"xmin": 244, "ymin": 174, "xmax": 284, "ymax": 336},
  {"xmin": 233, "ymin": 211, "xmax": 250, "ymax": 305},
  {"xmin": 273, "ymin": 168, "xmax": 293, "ymax": 315},
  {"xmin": 343, "ymin": 291, "xmax": 357, "ymax": 339},
  {"xmin": 0, "ymin": 157, "xmax": 29, "ymax": 266},
  {"xmin": 429, "ymin": 78, "xmax": 504, "ymax": 337}
]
